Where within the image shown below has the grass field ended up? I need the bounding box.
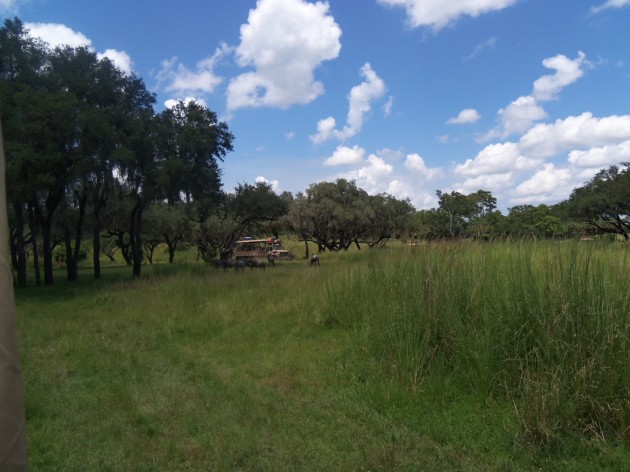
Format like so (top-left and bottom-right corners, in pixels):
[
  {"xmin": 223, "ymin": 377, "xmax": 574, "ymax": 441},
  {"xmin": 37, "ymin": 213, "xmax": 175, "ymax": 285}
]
[{"xmin": 15, "ymin": 240, "xmax": 630, "ymax": 470}]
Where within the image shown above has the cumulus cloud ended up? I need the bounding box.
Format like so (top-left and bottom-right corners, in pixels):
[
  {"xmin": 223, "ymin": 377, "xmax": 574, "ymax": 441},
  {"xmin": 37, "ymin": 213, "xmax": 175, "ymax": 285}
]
[
  {"xmin": 457, "ymin": 172, "xmax": 515, "ymax": 194},
  {"xmin": 97, "ymin": 49, "xmax": 133, "ymax": 75},
  {"xmin": 157, "ymin": 43, "xmax": 230, "ymax": 97},
  {"xmin": 256, "ymin": 175, "xmax": 280, "ymax": 192},
  {"xmin": 25, "ymin": 22, "xmax": 134, "ymax": 75},
  {"xmin": 591, "ymin": 0, "xmax": 630, "ymax": 13},
  {"xmin": 25, "ymin": 22, "xmax": 92, "ymax": 48},
  {"xmin": 323, "ymin": 145, "xmax": 366, "ymax": 166},
  {"xmin": 376, "ymin": 0, "xmax": 519, "ymax": 31},
  {"xmin": 336, "ymin": 154, "xmax": 394, "ymax": 195},
  {"xmin": 227, "ymin": 0, "xmax": 341, "ymax": 111},
  {"xmin": 447, "ymin": 108, "xmax": 480, "ymax": 125},
  {"xmin": 481, "ymin": 52, "xmax": 587, "ymax": 141},
  {"xmin": 164, "ymin": 97, "xmax": 208, "ymax": 109},
  {"xmin": 513, "ymin": 163, "xmax": 574, "ymax": 203},
  {"xmin": 481, "ymin": 96, "xmax": 547, "ymax": 141},
  {"xmin": 404, "ymin": 153, "xmax": 441, "ymax": 179},
  {"xmin": 519, "ymin": 112, "xmax": 630, "ymax": 158},
  {"xmin": 310, "ymin": 63, "xmax": 386, "ymax": 143},
  {"xmin": 532, "ymin": 51, "xmax": 587, "ymax": 101},
  {"xmin": 455, "ymin": 142, "xmax": 541, "ymax": 177},
  {"xmin": 567, "ymin": 140, "xmax": 630, "ymax": 168}
]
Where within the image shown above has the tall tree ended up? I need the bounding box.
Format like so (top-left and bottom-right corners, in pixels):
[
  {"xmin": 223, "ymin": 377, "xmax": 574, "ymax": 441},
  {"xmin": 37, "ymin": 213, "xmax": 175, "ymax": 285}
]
[
  {"xmin": 567, "ymin": 164, "xmax": 630, "ymax": 240},
  {"xmin": 0, "ymin": 18, "xmax": 49, "ymax": 285}
]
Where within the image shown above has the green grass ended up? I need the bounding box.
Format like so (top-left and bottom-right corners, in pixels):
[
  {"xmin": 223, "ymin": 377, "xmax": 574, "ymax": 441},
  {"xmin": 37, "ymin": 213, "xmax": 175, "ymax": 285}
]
[{"xmin": 15, "ymin": 240, "xmax": 630, "ymax": 470}]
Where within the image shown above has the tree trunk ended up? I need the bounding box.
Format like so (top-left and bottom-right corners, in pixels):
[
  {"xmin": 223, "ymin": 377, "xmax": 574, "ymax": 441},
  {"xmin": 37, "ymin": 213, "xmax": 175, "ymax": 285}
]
[
  {"xmin": 130, "ymin": 200, "xmax": 144, "ymax": 277},
  {"xmin": 65, "ymin": 193, "xmax": 87, "ymax": 282},
  {"xmin": 165, "ymin": 235, "xmax": 180, "ymax": 264},
  {"xmin": 302, "ymin": 237, "xmax": 309, "ymax": 259},
  {"xmin": 32, "ymin": 188, "xmax": 63, "ymax": 286},
  {"xmin": 41, "ymin": 222, "xmax": 54, "ymax": 285},
  {"xmin": 11, "ymin": 200, "xmax": 27, "ymax": 287},
  {"xmin": 91, "ymin": 181, "xmax": 108, "ymax": 279},
  {"xmin": 28, "ymin": 204, "xmax": 41, "ymax": 287},
  {"xmin": 92, "ymin": 223, "xmax": 101, "ymax": 279}
]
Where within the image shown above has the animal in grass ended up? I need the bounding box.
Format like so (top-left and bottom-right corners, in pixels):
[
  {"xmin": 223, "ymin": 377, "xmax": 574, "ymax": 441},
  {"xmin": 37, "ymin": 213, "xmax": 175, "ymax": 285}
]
[
  {"xmin": 246, "ymin": 259, "xmax": 266, "ymax": 271},
  {"xmin": 267, "ymin": 253, "xmax": 276, "ymax": 267},
  {"xmin": 309, "ymin": 253, "xmax": 320, "ymax": 266},
  {"xmin": 235, "ymin": 259, "xmax": 247, "ymax": 272},
  {"xmin": 221, "ymin": 259, "xmax": 236, "ymax": 272}
]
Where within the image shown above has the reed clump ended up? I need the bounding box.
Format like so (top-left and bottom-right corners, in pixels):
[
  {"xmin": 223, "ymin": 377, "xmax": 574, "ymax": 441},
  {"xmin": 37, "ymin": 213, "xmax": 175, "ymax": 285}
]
[{"xmin": 326, "ymin": 240, "xmax": 630, "ymax": 447}]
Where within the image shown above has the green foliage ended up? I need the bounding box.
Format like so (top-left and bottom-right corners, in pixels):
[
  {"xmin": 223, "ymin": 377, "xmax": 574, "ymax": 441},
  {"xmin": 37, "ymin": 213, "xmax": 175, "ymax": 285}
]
[
  {"xmin": 568, "ymin": 164, "xmax": 630, "ymax": 240},
  {"xmin": 289, "ymin": 179, "xmax": 414, "ymax": 251}
]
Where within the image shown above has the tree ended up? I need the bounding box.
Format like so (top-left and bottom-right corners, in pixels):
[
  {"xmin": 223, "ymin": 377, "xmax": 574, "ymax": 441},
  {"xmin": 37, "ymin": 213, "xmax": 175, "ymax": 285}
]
[
  {"xmin": 0, "ymin": 18, "xmax": 48, "ymax": 286},
  {"xmin": 142, "ymin": 202, "xmax": 190, "ymax": 264},
  {"xmin": 567, "ymin": 164, "xmax": 630, "ymax": 240},
  {"xmin": 219, "ymin": 182, "xmax": 289, "ymax": 258},
  {"xmin": 302, "ymin": 179, "xmax": 373, "ymax": 251},
  {"xmin": 360, "ymin": 194, "xmax": 415, "ymax": 247},
  {"xmin": 436, "ymin": 190, "xmax": 477, "ymax": 238}
]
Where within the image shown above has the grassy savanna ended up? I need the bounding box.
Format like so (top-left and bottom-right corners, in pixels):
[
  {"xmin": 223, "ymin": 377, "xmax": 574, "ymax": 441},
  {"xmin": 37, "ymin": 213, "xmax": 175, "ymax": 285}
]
[{"xmin": 16, "ymin": 240, "xmax": 630, "ymax": 470}]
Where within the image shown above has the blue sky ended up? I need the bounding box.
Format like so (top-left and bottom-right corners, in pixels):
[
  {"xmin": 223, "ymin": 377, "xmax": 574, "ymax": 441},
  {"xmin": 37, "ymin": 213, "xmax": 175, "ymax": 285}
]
[{"xmin": 2, "ymin": 0, "xmax": 630, "ymax": 211}]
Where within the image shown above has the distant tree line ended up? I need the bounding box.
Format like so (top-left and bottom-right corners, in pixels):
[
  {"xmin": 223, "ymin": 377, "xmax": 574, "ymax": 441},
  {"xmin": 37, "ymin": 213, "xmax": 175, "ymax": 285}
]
[{"xmin": 2, "ymin": 18, "xmax": 628, "ymax": 288}]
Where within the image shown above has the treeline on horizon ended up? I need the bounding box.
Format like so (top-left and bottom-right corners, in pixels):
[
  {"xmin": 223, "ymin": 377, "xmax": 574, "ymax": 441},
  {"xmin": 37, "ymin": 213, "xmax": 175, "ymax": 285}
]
[{"xmin": 2, "ymin": 17, "xmax": 629, "ymax": 287}]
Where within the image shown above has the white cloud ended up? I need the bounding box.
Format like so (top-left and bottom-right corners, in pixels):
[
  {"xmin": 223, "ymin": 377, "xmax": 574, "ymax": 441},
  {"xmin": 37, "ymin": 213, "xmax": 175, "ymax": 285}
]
[
  {"xmin": 457, "ymin": 172, "xmax": 515, "ymax": 194},
  {"xmin": 532, "ymin": 51, "xmax": 587, "ymax": 101},
  {"xmin": 311, "ymin": 117, "xmax": 337, "ymax": 144},
  {"xmin": 310, "ymin": 63, "xmax": 386, "ymax": 143},
  {"xmin": 519, "ymin": 112, "xmax": 630, "ymax": 159},
  {"xmin": 25, "ymin": 23, "xmax": 134, "ymax": 75},
  {"xmin": 481, "ymin": 52, "xmax": 588, "ymax": 141},
  {"xmin": 568, "ymin": 140, "xmax": 630, "ymax": 168},
  {"xmin": 25, "ymin": 22, "xmax": 92, "ymax": 48},
  {"xmin": 324, "ymin": 145, "xmax": 366, "ymax": 166},
  {"xmin": 343, "ymin": 63, "xmax": 387, "ymax": 136},
  {"xmin": 338, "ymin": 154, "xmax": 394, "ymax": 195},
  {"xmin": 513, "ymin": 163, "xmax": 574, "ymax": 202},
  {"xmin": 456, "ymin": 142, "xmax": 541, "ymax": 176},
  {"xmin": 383, "ymin": 96, "xmax": 395, "ymax": 116},
  {"xmin": 447, "ymin": 108, "xmax": 480, "ymax": 125},
  {"xmin": 0, "ymin": 0, "xmax": 24, "ymax": 13},
  {"xmin": 464, "ymin": 37, "xmax": 496, "ymax": 60},
  {"xmin": 404, "ymin": 153, "xmax": 441, "ymax": 179},
  {"xmin": 227, "ymin": 0, "xmax": 341, "ymax": 111},
  {"xmin": 591, "ymin": 0, "xmax": 630, "ymax": 13},
  {"xmin": 158, "ymin": 43, "xmax": 230, "ymax": 97},
  {"xmin": 481, "ymin": 96, "xmax": 547, "ymax": 140},
  {"xmin": 377, "ymin": 147, "xmax": 404, "ymax": 161},
  {"xmin": 256, "ymin": 175, "xmax": 280, "ymax": 192},
  {"xmin": 377, "ymin": 0, "xmax": 519, "ymax": 31},
  {"xmin": 164, "ymin": 97, "xmax": 208, "ymax": 109},
  {"xmin": 97, "ymin": 49, "xmax": 133, "ymax": 75}
]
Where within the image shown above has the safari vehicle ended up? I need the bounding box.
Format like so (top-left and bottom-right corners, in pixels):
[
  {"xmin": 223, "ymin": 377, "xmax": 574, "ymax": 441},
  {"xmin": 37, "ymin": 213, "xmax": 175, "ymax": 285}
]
[{"xmin": 234, "ymin": 237, "xmax": 294, "ymax": 261}]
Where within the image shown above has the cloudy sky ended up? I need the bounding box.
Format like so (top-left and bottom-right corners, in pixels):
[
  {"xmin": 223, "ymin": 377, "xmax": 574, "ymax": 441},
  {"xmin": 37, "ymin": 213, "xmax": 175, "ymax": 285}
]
[{"xmin": 3, "ymin": 0, "xmax": 630, "ymax": 211}]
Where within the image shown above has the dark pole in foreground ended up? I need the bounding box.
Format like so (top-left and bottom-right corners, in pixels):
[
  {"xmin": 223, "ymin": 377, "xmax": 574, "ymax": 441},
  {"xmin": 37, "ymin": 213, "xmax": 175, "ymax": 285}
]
[{"xmin": 0, "ymin": 121, "xmax": 29, "ymax": 470}]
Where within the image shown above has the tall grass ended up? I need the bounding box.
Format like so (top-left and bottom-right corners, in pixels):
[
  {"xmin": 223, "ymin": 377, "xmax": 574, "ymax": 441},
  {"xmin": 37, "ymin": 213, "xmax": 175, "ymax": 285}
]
[{"xmin": 326, "ymin": 240, "xmax": 630, "ymax": 447}]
